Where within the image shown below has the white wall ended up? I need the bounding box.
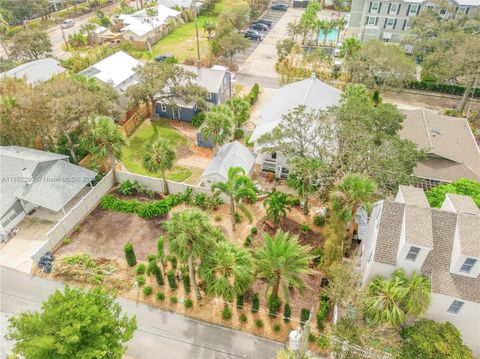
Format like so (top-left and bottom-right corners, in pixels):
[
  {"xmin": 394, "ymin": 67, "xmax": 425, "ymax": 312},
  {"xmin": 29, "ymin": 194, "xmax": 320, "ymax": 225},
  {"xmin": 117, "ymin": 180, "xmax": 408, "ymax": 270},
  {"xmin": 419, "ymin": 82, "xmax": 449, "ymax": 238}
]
[{"xmin": 427, "ymin": 293, "xmax": 480, "ymax": 357}]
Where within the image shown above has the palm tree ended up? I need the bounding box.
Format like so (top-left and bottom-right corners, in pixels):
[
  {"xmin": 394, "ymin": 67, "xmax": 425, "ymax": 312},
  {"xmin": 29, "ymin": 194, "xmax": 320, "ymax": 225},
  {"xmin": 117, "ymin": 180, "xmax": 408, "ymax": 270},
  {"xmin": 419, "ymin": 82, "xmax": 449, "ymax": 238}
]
[
  {"xmin": 225, "ymin": 97, "xmax": 250, "ymax": 135},
  {"xmin": 263, "ymin": 190, "xmax": 294, "ymax": 227},
  {"xmin": 203, "ymin": 19, "xmax": 216, "ymax": 41},
  {"xmin": 81, "ymin": 116, "xmax": 126, "ymax": 182},
  {"xmin": 339, "ymin": 37, "xmax": 361, "ymax": 61},
  {"xmin": 163, "ymin": 208, "xmax": 216, "ymax": 299},
  {"xmin": 329, "ymin": 173, "xmax": 376, "ymax": 241},
  {"xmin": 364, "ymin": 275, "xmax": 407, "ymax": 327},
  {"xmin": 254, "ymin": 230, "xmax": 313, "ymax": 299},
  {"xmin": 286, "ymin": 21, "xmax": 302, "ymax": 43},
  {"xmin": 322, "ymin": 21, "xmax": 335, "ymax": 46},
  {"xmin": 200, "ymin": 241, "xmax": 253, "ymax": 303},
  {"xmin": 68, "ymin": 32, "xmax": 87, "ymax": 51},
  {"xmin": 201, "ymin": 105, "xmax": 233, "ymax": 154},
  {"xmin": 211, "ymin": 167, "xmax": 257, "ymax": 231},
  {"xmin": 315, "ymin": 19, "xmax": 327, "ymax": 46},
  {"xmin": 335, "ymin": 17, "xmax": 348, "ymax": 45},
  {"xmin": 392, "ymin": 269, "xmax": 431, "ymax": 319},
  {"xmin": 143, "ymin": 138, "xmax": 175, "ymax": 195}
]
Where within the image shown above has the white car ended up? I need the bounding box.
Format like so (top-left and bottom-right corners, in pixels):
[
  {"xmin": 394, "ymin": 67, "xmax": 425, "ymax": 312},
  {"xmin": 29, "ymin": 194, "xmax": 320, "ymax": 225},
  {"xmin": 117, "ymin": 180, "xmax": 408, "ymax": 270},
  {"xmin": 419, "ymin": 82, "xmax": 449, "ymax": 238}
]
[{"xmin": 61, "ymin": 19, "xmax": 75, "ymax": 29}]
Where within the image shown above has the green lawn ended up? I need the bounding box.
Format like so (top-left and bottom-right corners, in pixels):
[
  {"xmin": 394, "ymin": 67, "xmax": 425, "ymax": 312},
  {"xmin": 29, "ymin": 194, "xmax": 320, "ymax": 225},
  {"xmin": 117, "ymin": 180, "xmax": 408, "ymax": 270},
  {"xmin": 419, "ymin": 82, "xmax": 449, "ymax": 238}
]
[{"xmin": 121, "ymin": 120, "xmax": 193, "ymax": 182}]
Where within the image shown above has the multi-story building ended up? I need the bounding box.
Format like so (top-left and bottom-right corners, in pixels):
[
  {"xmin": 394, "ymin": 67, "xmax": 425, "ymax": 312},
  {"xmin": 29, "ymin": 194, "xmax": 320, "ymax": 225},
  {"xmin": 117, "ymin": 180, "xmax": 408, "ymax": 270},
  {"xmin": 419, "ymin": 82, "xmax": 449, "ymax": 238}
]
[
  {"xmin": 347, "ymin": 0, "xmax": 480, "ymax": 43},
  {"xmin": 359, "ymin": 185, "xmax": 480, "ymax": 356}
]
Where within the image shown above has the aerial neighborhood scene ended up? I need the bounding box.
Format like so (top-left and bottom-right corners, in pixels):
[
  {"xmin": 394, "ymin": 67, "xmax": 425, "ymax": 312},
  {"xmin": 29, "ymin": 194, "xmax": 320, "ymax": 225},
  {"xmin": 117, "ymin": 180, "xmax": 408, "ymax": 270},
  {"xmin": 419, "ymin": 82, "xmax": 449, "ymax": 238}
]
[{"xmin": 1, "ymin": 0, "xmax": 480, "ymax": 358}]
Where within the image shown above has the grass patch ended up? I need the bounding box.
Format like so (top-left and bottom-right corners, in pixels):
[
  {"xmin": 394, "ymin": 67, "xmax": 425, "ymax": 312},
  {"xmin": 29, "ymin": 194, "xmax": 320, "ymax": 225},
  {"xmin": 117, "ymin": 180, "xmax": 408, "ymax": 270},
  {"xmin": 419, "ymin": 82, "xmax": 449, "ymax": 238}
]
[{"xmin": 121, "ymin": 120, "xmax": 192, "ymax": 182}]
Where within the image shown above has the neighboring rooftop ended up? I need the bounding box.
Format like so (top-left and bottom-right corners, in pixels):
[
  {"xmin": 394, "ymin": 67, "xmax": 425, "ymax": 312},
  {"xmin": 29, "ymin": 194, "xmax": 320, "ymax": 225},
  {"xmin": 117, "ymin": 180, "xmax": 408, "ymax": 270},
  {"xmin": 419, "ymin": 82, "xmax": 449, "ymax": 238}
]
[
  {"xmin": 444, "ymin": 193, "xmax": 480, "ymax": 215},
  {"xmin": 158, "ymin": 0, "xmax": 195, "ymax": 7},
  {"xmin": 0, "ymin": 58, "xmax": 65, "ymax": 84},
  {"xmin": 201, "ymin": 141, "xmax": 256, "ymax": 181},
  {"xmin": 400, "ymin": 109, "xmax": 480, "ymax": 182},
  {"xmin": 79, "ymin": 51, "xmax": 140, "ymax": 91},
  {"xmin": 250, "ymin": 77, "xmax": 342, "ymax": 142},
  {"xmin": 119, "ymin": 4, "xmax": 180, "ymax": 37},
  {"xmin": 180, "ymin": 65, "xmax": 227, "ymax": 93},
  {"xmin": 0, "ymin": 146, "xmax": 95, "ymax": 216}
]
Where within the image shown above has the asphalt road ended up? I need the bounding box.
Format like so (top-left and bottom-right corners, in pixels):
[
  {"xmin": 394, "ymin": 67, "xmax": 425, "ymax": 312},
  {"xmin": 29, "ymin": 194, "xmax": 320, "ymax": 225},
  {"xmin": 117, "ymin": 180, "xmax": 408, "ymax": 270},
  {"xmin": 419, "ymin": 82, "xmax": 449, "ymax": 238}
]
[{"xmin": 0, "ymin": 266, "xmax": 282, "ymax": 359}]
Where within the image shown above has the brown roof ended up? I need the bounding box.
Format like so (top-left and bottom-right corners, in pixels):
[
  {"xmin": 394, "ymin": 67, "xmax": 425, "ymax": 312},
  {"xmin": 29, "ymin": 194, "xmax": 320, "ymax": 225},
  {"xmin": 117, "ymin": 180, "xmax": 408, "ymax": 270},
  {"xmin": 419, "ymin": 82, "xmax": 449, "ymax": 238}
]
[
  {"xmin": 405, "ymin": 206, "xmax": 433, "ymax": 248},
  {"xmin": 445, "ymin": 194, "xmax": 480, "ymax": 215},
  {"xmin": 400, "ymin": 109, "xmax": 480, "ymax": 182},
  {"xmin": 398, "ymin": 185, "xmax": 430, "ymax": 207},
  {"xmin": 374, "ymin": 198, "xmax": 480, "ymax": 303}
]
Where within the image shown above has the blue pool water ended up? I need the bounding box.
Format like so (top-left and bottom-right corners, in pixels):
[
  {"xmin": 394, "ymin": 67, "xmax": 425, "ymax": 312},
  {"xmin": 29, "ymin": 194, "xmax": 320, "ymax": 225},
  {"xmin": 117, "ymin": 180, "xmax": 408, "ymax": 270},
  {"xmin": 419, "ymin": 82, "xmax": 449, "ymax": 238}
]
[{"xmin": 318, "ymin": 28, "xmax": 339, "ymax": 45}]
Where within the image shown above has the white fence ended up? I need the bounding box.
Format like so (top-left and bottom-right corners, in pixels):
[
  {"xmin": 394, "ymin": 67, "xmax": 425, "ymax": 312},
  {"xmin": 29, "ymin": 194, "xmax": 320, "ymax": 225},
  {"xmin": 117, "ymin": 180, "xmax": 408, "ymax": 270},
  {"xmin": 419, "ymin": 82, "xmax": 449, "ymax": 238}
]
[
  {"xmin": 32, "ymin": 171, "xmax": 115, "ymax": 263},
  {"xmin": 116, "ymin": 171, "xmax": 226, "ymax": 200}
]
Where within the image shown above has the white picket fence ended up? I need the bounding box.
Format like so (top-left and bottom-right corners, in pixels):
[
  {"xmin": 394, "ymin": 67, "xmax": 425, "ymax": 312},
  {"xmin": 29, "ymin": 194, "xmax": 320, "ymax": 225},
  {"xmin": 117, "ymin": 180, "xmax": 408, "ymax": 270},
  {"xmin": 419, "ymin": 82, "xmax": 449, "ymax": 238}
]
[{"xmin": 32, "ymin": 171, "xmax": 115, "ymax": 263}]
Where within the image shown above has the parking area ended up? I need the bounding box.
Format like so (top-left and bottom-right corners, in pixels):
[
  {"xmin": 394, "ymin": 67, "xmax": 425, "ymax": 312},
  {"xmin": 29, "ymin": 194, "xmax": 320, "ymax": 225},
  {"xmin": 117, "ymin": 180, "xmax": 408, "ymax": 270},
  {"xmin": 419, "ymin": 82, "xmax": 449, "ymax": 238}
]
[{"xmin": 232, "ymin": 9, "xmax": 288, "ymax": 66}]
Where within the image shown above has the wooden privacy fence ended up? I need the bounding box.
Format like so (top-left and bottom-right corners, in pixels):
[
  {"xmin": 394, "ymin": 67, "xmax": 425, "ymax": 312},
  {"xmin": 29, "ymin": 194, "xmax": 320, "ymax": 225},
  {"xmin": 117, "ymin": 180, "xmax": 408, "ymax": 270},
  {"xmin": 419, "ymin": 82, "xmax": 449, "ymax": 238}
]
[
  {"xmin": 31, "ymin": 171, "xmax": 115, "ymax": 264},
  {"xmin": 120, "ymin": 104, "xmax": 148, "ymax": 137}
]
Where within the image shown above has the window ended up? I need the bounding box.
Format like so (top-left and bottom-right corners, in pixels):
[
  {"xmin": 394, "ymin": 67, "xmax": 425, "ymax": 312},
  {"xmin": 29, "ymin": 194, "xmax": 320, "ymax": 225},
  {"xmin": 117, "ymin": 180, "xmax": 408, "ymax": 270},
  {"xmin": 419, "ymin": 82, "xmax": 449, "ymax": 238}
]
[
  {"xmin": 438, "ymin": 8, "xmax": 447, "ymax": 16},
  {"xmin": 367, "ymin": 16, "xmax": 377, "ymax": 26},
  {"xmin": 408, "ymin": 4, "xmax": 419, "ymax": 15},
  {"xmin": 406, "ymin": 246, "xmax": 421, "ymax": 261},
  {"xmin": 460, "ymin": 258, "xmax": 477, "ymax": 273},
  {"xmin": 370, "ymin": 1, "xmax": 380, "ymax": 13},
  {"xmin": 447, "ymin": 300, "xmax": 464, "ymax": 314},
  {"xmin": 457, "ymin": 6, "xmax": 467, "ymax": 15},
  {"xmin": 160, "ymin": 103, "xmax": 166, "ymax": 112},
  {"xmin": 206, "ymin": 92, "xmax": 212, "ymax": 100},
  {"xmin": 389, "ymin": 3, "xmax": 399, "ymax": 14},
  {"xmin": 385, "ymin": 17, "xmax": 395, "ymax": 29}
]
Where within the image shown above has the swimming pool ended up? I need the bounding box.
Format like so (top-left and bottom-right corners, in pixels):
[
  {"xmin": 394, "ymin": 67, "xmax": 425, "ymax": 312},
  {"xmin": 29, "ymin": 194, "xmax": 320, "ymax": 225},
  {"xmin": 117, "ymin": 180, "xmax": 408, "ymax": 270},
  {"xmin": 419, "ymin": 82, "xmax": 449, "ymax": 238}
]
[{"xmin": 317, "ymin": 28, "xmax": 339, "ymax": 45}]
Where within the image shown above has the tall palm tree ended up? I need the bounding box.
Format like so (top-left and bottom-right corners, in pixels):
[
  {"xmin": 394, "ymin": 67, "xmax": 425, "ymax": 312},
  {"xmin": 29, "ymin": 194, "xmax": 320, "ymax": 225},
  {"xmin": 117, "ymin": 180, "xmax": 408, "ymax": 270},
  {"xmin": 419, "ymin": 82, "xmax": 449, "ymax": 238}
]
[
  {"xmin": 315, "ymin": 19, "xmax": 327, "ymax": 46},
  {"xmin": 254, "ymin": 230, "xmax": 313, "ymax": 299},
  {"xmin": 211, "ymin": 167, "xmax": 257, "ymax": 231},
  {"xmin": 339, "ymin": 37, "xmax": 361, "ymax": 61},
  {"xmin": 263, "ymin": 190, "xmax": 294, "ymax": 227},
  {"xmin": 201, "ymin": 105, "xmax": 233, "ymax": 154},
  {"xmin": 364, "ymin": 275, "xmax": 407, "ymax": 327},
  {"xmin": 225, "ymin": 97, "xmax": 250, "ymax": 134},
  {"xmin": 329, "ymin": 173, "xmax": 376, "ymax": 241},
  {"xmin": 200, "ymin": 241, "xmax": 254, "ymax": 303},
  {"xmin": 163, "ymin": 208, "xmax": 216, "ymax": 299},
  {"xmin": 143, "ymin": 138, "xmax": 175, "ymax": 195},
  {"xmin": 68, "ymin": 32, "xmax": 86, "ymax": 51},
  {"xmin": 392, "ymin": 269, "xmax": 431, "ymax": 319},
  {"xmin": 202, "ymin": 19, "xmax": 216, "ymax": 41},
  {"xmin": 81, "ymin": 116, "xmax": 126, "ymax": 182},
  {"xmin": 335, "ymin": 17, "xmax": 348, "ymax": 45},
  {"xmin": 322, "ymin": 20, "xmax": 335, "ymax": 46}
]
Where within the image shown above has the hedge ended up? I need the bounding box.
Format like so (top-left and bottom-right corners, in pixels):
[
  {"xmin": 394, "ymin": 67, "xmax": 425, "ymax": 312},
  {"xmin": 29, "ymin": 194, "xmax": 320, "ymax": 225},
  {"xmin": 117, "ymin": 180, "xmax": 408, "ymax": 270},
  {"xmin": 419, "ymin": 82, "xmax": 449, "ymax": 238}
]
[
  {"xmin": 407, "ymin": 81, "xmax": 480, "ymax": 98},
  {"xmin": 425, "ymin": 179, "xmax": 480, "ymax": 208},
  {"xmin": 246, "ymin": 83, "xmax": 260, "ymax": 105}
]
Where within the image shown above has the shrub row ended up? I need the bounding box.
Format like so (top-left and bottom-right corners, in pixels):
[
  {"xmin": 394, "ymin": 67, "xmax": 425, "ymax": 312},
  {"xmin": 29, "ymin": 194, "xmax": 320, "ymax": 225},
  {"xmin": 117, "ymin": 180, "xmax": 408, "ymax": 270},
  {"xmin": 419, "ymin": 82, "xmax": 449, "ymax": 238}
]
[
  {"xmin": 407, "ymin": 80, "xmax": 480, "ymax": 98},
  {"xmin": 246, "ymin": 83, "xmax": 260, "ymax": 105}
]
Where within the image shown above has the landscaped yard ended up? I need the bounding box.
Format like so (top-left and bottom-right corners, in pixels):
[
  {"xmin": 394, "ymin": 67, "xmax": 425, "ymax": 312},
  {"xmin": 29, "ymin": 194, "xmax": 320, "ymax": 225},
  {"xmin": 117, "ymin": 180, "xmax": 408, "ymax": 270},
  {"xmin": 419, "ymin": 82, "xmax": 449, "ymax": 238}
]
[{"xmin": 121, "ymin": 119, "xmax": 195, "ymax": 182}]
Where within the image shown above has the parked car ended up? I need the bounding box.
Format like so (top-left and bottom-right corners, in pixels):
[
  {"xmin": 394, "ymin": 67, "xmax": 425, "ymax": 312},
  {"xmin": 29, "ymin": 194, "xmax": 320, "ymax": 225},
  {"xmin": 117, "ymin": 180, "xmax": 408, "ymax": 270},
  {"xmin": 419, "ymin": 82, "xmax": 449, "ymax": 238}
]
[
  {"xmin": 250, "ymin": 22, "xmax": 269, "ymax": 32},
  {"xmin": 244, "ymin": 29, "xmax": 263, "ymax": 41},
  {"xmin": 154, "ymin": 54, "xmax": 175, "ymax": 62},
  {"xmin": 271, "ymin": 3, "xmax": 288, "ymax": 11},
  {"xmin": 61, "ymin": 19, "xmax": 75, "ymax": 29},
  {"xmin": 256, "ymin": 19, "xmax": 272, "ymax": 28}
]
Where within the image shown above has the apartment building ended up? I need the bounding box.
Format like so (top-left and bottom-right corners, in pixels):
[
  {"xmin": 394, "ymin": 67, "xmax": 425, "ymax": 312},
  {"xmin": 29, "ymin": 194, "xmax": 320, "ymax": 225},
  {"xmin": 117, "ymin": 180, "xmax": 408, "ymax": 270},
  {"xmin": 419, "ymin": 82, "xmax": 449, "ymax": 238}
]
[
  {"xmin": 359, "ymin": 185, "xmax": 480, "ymax": 356},
  {"xmin": 347, "ymin": 0, "xmax": 480, "ymax": 43}
]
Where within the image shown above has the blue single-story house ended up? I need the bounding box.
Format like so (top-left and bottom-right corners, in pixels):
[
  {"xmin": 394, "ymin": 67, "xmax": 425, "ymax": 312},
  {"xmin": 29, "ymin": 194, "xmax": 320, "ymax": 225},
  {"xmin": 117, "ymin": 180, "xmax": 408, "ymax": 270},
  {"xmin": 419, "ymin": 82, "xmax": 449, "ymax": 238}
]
[{"xmin": 155, "ymin": 65, "xmax": 232, "ymax": 122}]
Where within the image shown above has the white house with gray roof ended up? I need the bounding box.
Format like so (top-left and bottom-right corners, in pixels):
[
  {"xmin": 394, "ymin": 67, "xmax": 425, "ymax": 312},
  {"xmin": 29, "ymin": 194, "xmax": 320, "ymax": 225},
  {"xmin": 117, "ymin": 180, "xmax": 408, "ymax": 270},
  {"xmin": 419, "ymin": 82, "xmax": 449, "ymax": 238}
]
[
  {"xmin": 0, "ymin": 146, "xmax": 95, "ymax": 240},
  {"xmin": 0, "ymin": 58, "xmax": 65, "ymax": 85},
  {"xmin": 250, "ymin": 76, "xmax": 342, "ymax": 178},
  {"xmin": 360, "ymin": 185, "xmax": 480, "ymax": 355},
  {"xmin": 200, "ymin": 141, "xmax": 256, "ymax": 186}
]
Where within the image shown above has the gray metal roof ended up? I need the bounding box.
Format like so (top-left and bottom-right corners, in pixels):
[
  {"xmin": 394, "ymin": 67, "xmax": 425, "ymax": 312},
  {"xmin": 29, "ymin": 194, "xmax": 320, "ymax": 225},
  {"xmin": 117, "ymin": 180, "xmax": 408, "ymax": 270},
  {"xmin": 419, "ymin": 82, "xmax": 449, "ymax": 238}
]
[
  {"xmin": 0, "ymin": 146, "xmax": 95, "ymax": 216},
  {"xmin": 180, "ymin": 65, "xmax": 227, "ymax": 93},
  {"xmin": 201, "ymin": 141, "xmax": 256, "ymax": 182},
  {"xmin": 0, "ymin": 58, "xmax": 66, "ymax": 85},
  {"xmin": 251, "ymin": 77, "xmax": 342, "ymax": 141}
]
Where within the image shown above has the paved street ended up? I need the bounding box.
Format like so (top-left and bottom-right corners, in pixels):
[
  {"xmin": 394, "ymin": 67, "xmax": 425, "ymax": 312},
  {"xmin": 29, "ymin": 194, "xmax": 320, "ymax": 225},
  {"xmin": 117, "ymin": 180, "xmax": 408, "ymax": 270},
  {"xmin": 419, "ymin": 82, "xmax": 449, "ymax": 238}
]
[{"xmin": 0, "ymin": 266, "xmax": 282, "ymax": 359}]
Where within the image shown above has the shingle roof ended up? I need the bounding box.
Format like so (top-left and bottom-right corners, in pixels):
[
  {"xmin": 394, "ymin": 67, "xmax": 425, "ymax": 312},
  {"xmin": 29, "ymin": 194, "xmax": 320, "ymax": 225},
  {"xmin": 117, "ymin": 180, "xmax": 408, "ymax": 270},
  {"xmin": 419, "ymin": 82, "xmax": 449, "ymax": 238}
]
[
  {"xmin": 445, "ymin": 194, "xmax": 480, "ymax": 215},
  {"xmin": 180, "ymin": 65, "xmax": 227, "ymax": 93},
  {"xmin": 405, "ymin": 206, "xmax": 433, "ymax": 248},
  {"xmin": 400, "ymin": 109, "xmax": 480, "ymax": 182},
  {"xmin": 373, "ymin": 201, "xmax": 403, "ymax": 265},
  {"xmin": 457, "ymin": 214, "xmax": 480, "ymax": 258},
  {"xmin": 79, "ymin": 51, "xmax": 140, "ymax": 90},
  {"xmin": 119, "ymin": 5, "xmax": 180, "ymax": 37},
  {"xmin": 201, "ymin": 141, "xmax": 256, "ymax": 182},
  {"xmin": 398, "ymin": 185, "xmax": 430, "ymax": 208},
  {"xmin": 250, "ymin": 77, "xmax": 342, "ymax": 141},
  {"xmin": 0, "ymin": 58, "xmax": 65, "ymax": 84},
  {"xmin": 0, "ymin": 146, "xmax": 95, "ymax": 216}
]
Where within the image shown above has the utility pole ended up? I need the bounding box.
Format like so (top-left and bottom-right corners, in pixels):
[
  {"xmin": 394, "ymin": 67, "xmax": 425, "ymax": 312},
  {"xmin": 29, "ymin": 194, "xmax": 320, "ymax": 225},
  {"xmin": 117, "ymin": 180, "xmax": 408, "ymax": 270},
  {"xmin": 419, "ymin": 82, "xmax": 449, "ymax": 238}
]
[{"xmin": 193, "ymin": 0, "xmax": 200, "ymax": 61}]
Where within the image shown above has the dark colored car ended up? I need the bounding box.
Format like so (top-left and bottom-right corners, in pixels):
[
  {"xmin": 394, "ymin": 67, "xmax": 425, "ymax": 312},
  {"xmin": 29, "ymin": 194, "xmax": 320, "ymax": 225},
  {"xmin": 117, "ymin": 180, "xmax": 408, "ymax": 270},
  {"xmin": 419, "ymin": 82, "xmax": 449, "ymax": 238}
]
[
  {"xmin": 271, "ymin": 3, "xmax": 288, "ymax": 11},
  {"xmin": 250, "ymin": 22, "xmax": 269, "ymax": 32},
  {"xmin": 256, "ymin": 19, "xmax": 273, "ymax": 28},
  {"xmin": 154, "ymin": 54, "xmax": 174, "ymax": 62},
  {"xmin": 244, "ymin": 29, "xmax": 263, "ymax": 41}
]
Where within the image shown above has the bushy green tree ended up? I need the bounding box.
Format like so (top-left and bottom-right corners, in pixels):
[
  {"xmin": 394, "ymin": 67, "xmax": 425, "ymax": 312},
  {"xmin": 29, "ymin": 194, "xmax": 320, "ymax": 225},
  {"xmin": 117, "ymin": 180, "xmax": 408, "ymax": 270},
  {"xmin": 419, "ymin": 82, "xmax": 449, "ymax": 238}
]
[
  {"xmin": 124, "ymin": 242, "xmax": 137, "ymax": 267},
  {"xmin": 7, "ymin": 286, "xmax": 136, "ymax": 358},
  {"xmin": 425, "ymin": 178, "xmax": 480, "ymax": 208},
  {"xmin": 9, "ymin": 28, "xmax": 52, "ymax": 61}
]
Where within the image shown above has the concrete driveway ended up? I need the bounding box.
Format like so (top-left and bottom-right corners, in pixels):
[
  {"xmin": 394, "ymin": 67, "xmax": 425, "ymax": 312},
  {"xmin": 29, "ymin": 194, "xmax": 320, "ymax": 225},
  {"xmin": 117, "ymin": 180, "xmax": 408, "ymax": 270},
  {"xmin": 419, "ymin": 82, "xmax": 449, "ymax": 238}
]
[{"xmin": 237, "ymin": 8, "xmax": 304, "ymax": 89}]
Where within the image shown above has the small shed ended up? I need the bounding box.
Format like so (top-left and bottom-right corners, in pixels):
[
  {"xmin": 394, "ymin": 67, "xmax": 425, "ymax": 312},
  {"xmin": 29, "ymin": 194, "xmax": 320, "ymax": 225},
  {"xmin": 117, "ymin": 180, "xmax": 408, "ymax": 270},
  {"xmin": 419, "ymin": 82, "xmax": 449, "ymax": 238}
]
[{"xmin": 200, "ymin": 141, "xmax": 256, "ymax": 186}]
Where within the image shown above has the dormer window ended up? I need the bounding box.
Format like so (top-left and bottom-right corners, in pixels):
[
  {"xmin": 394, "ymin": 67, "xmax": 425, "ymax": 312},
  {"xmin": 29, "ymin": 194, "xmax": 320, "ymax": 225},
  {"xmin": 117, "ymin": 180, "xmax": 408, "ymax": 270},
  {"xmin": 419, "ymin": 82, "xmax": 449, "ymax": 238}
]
[
  {"xmin": 406, "ymin": 246, "xmax": 420, "ymax": 261},
  {"xmin": 460, "ymin": 258, "xmax": 477, "ymax": 274},
  {"xmin": 447, "ymin": 300, "xmax": 464, "ymax": 314}
]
